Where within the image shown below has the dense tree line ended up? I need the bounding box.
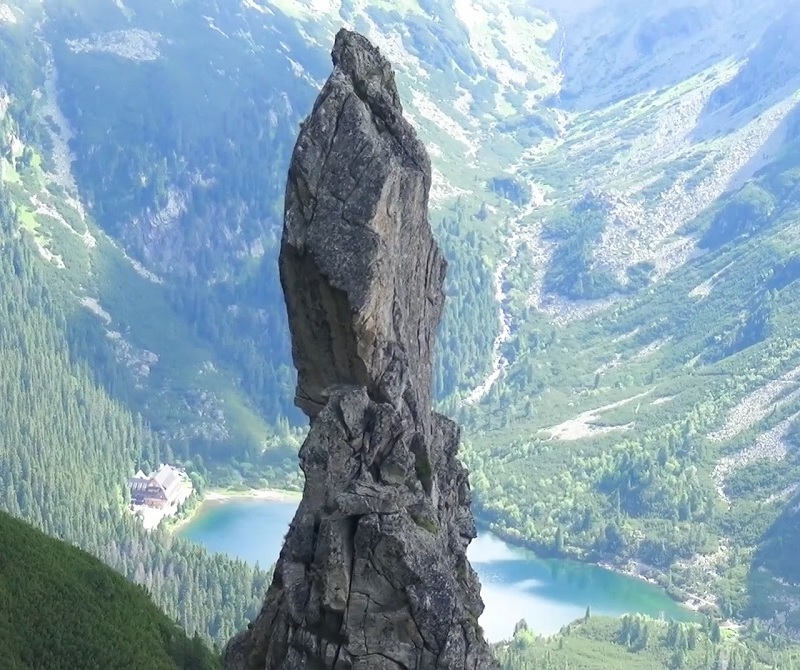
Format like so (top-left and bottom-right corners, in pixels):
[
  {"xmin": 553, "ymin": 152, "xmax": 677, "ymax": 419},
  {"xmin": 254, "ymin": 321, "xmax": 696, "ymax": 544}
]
[
  {"xmin": 466, "ymin": 404, "xmax": 720, "ymax": 569},
  {"xmin": 0, "ymin": 186, "xmax": 271, "ymax": 647},
  {"xmin": 0, "ymin": 11, "xmax": 49, "ymax": 152},
  {"xmin": 494, "ymin": 615, "xmax": 800, "ymax": 670},
  {"xmin": 435, "ymin": 214, "xmax": 498, "ymax": 400},
  {"xmin": 540, "ymin": 197, "xmax": 622, "ymax": 300},
  {"xmin": 0, "ymin": 510, "xmax": 218, "ymax": 669}
]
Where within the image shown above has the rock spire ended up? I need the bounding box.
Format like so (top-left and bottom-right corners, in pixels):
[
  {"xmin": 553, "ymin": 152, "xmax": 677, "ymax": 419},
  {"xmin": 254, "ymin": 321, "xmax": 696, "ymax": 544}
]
[{"xmin": 223, "ymin": 28, "xmax": 496, "ymax": 670}]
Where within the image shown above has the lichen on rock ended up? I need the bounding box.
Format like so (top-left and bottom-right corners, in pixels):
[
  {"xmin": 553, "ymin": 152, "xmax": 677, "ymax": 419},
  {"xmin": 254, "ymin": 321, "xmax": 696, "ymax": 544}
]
[{"xmin": 223, "ymin": 28, "xmax": 496, "ymax": 670}]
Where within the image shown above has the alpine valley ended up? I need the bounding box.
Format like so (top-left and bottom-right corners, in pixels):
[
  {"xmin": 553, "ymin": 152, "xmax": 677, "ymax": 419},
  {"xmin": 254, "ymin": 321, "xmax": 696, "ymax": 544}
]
[{"xmin": 4, "ymin": 0, "xmax": 800, "ymax": 668}]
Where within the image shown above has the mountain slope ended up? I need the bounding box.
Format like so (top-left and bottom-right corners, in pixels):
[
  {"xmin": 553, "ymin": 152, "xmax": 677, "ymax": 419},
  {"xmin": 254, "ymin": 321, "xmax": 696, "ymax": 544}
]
[
  {"xmin": 454, "ymin": 0, "xmax": 800, "ymax": 635},
  {"xmin": 4, "ymin": 0, "xmax": 800, "ymax": 644},
  {"xmin": 495, "ymin": 615, "xmax": 800, "ymax": 670},
  {"xmin": 0, "ymin": 0, "xmax": 307, "ymax": 479},
  {"xmin": 0, "ymin": 174, "xmax": 271, "ymax": 648},
  {"xmin": 0, "ymin": 510, "xmax": 219, "ymax": 670}
]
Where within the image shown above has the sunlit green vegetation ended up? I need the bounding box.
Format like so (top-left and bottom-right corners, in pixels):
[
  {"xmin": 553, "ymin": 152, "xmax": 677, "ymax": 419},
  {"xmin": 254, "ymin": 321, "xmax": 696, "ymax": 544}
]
[
  {"xmin": 0, "ymin": 510, "xmax": 219, "ymax": 670},
  {"xmin": 495, "ymin": 615, "xmax": 800, "ymax": 670}
]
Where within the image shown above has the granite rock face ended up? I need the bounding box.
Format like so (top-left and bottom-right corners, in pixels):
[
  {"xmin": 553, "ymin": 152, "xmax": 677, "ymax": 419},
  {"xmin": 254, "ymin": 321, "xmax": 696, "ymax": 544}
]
[{"xmin": 223, "ymin": 29, "xmax": 496, "ymax": 670}]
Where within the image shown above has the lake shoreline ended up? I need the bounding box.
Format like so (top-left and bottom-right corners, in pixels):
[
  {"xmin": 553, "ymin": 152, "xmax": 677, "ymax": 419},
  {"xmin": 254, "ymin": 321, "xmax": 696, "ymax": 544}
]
[
  {"xmin": 477, "ymin": 522, "xmax": 716, "ymax": 620},
  {"xmin": 168, "ymin": 486, "xmax": 301, "ymax": 533},
  {"xmin": 177, "ymin": 497, "xmax": 698, "ymax": 640},
  {"xmin": 596, "ymin": 559, "xmax": 711, "ymax": 612},
  {"xmin": 204, "ymin": 488, "xmax": 302, "ymax": 503},
  {"xmin": 176, "ymin": 496, "xmax": 712, "ymax": 619}
]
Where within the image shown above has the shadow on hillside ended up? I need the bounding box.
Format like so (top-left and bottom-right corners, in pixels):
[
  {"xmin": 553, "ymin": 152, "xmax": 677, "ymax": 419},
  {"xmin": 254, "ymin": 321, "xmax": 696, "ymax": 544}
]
[
  {"xmin": 63, "ymin": 239, "xmax": 301, "ymax": 468},
  {"xmin": 716, "ymin": 101, "xmax": 800, "ymax": 195},
  {"xmin": 690, "ymin": 7, "xmax": 800, "ymax": 146},
  {"xmin": 554, "ymin": 4, "xmax": 755, "ymax": 112},
  {"xmin": 745, "ymin": 486, "xmax": 800, "ymax": 631}
]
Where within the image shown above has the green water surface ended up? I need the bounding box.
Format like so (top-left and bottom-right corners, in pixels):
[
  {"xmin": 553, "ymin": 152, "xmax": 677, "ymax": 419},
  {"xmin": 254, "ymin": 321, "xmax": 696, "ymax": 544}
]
[{"xmin": 178, "ymin": 499, "xmax": 693, "ymax": 642}]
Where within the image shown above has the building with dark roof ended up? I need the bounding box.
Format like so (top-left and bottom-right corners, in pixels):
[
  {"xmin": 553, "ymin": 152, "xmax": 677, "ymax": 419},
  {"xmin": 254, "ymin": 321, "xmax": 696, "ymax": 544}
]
[{"xmin": 128, "ymin": 465, "xmax": 185, "ymax": 509}]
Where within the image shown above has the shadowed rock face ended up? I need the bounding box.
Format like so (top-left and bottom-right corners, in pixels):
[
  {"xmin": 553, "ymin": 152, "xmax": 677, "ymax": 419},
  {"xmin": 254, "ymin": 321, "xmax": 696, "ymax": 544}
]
[{"xmin": 223, "ymin": 29, "xmax": 496, "ymax": 670}]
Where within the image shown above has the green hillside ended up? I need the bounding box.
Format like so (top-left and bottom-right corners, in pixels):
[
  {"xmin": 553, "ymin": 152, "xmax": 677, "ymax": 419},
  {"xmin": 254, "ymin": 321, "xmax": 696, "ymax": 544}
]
[
  {"xmin": 0, "ymin": 510, "xmax": 219, "ymax": 670},
  {"xmin": 0, "ymin": 169, "xmax": 271, "ymax": 647},
  {"xmin": 4, "ymin": 0, "xmax": 800, "ymax": 653},
  {"xmin": 495, "ymin": 616, "xmax": 800, "ymax": 670},
  {"xmin": 0, "ymin": 1, "xmax": 276, "ymax": 648},
  {"xmin": 459, "ymin": 100, "xmax": 800, "ymax": 627}
]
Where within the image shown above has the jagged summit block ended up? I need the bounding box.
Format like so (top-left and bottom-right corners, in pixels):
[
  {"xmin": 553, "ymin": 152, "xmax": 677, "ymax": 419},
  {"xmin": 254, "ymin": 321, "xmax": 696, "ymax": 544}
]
[
  {"xmin": 224, "ymin": 29, "xmax": 496, "ymax": 670},
  {"xmin": 281, "ymin": 28, "xmax": 442, "ymax": 419}
]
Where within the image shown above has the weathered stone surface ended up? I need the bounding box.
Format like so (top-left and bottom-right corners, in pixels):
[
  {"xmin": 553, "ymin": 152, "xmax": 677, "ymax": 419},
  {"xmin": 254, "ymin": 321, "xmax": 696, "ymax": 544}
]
[{"xmin": 223, "ymin": 28, "xmax": 496, "ymax": 670}]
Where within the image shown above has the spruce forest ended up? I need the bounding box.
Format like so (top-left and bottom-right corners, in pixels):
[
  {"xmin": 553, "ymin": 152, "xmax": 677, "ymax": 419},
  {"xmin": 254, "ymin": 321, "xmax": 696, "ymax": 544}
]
[{"xmin": 4, "ymin": 0, "xmax": 800, "ymax": 668}]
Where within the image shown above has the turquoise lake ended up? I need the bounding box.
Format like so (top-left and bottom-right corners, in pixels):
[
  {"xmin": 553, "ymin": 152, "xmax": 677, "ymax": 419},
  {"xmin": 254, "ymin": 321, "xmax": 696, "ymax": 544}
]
[{"xmin": 178, "ymin": 499, "xmax": 692, "ymax": 642}]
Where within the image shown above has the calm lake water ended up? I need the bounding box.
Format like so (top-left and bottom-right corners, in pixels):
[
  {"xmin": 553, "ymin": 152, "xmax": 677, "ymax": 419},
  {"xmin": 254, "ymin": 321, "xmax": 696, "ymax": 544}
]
[{"xmin": 178, "ymin": 499, "xmax": 692, "ymax": 642}]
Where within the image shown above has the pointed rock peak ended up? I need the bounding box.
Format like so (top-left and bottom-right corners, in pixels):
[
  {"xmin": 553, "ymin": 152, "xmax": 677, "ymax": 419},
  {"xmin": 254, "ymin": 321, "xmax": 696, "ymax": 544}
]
[
  {"xmin": 224, "ymin": 30, "xmax": 496, "ymax": 670},
  {"xmin": 280, "ymin": 27, "xmax": 438, "ymax": 419},
  {"xmin": 331, "ymin": 28, "xmax": 400, "ymax": 108}
]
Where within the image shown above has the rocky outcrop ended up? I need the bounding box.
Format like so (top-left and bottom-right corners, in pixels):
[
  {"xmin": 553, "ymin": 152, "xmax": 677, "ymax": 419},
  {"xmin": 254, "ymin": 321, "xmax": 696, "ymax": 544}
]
[{"xmin": 223, "ymin": 28, "xmax": 495, "ymax": 670}]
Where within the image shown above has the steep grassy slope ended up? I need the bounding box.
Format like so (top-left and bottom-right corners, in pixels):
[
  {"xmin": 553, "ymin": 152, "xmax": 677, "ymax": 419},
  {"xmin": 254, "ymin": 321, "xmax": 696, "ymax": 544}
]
[{"xmin": 0, "ymin": 510, "xmax": 219, "ymax": 670}]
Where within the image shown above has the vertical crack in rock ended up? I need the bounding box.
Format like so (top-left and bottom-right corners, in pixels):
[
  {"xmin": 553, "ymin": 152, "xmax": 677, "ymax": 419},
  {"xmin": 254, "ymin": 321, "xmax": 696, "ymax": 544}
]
[{"xmin": 223, "ymin": 29, "xmax": 496, "ymax": 670}]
